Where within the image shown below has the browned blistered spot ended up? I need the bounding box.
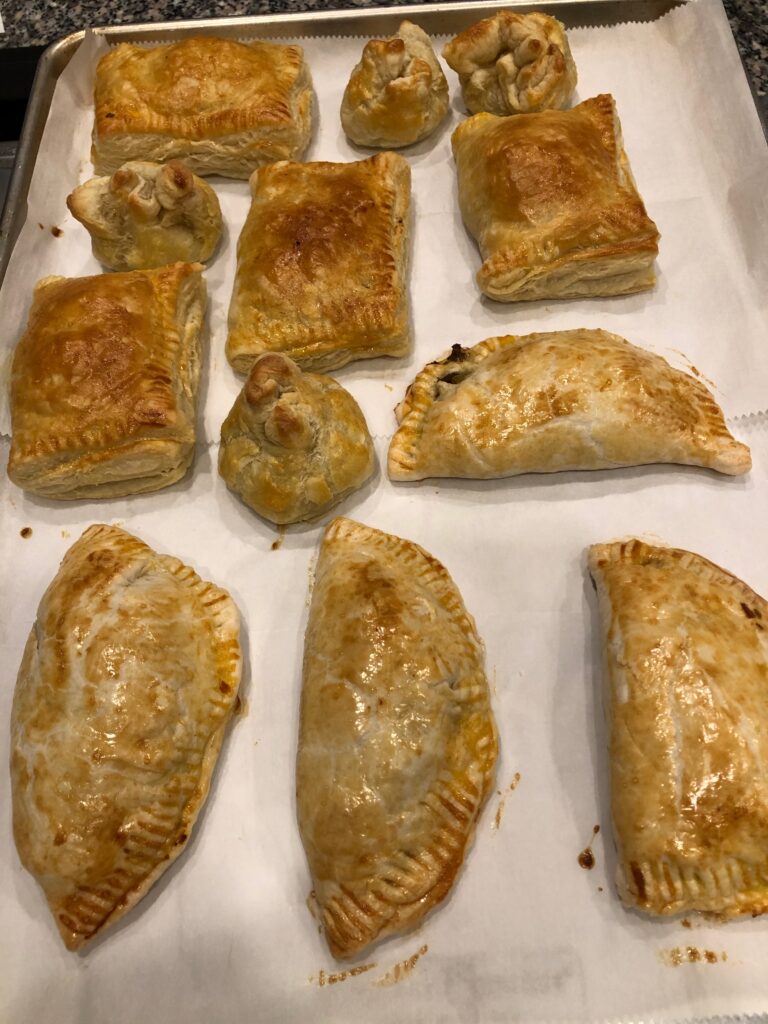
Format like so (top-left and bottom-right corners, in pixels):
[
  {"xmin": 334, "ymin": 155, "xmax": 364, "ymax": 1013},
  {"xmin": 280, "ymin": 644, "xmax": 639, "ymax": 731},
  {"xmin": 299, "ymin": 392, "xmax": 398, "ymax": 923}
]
[
  {"xmin": 175, "ymin": 832, "xmax": 188, "ymax": 846},
  {"xmin": 51, "ymin": 226, "xmax": 63, "ymax": 238},
  {"xmin": 20, "ymin": 527, "xmax": 32, "ymax": 538},
  {"xmin": 630, "ymin": 861, "xmax": 647, "ymax": 901},
  {"xmin": 742, "ymin": 602, "xmax": 759, "ymax": 619},
  {"xmin": 219, "ymin": 681, "xmax": 231, "ymax": 694},
  {"xmin": 54, "ymin": 830, "xmax": 67, "ymax": 846},
  {"xmin": 578, "ymin": 848, "xmax": 595, "ymax": 870}
]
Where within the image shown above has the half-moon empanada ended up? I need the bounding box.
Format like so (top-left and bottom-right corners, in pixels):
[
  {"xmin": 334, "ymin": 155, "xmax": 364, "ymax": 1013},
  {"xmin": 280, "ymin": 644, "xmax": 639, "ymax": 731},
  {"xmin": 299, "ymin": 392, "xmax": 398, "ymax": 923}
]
[
  {"xmin": 92, "ymin": 36, "xmax": 313, "ymax": 179},
  {"xmin": 340, "ymin": 21, "xmax": 449, "ymax": 148},
  {"xmin": 589, "ymin": 539, "xmax": 768, "ymax": 918},
  {"xmin": 7, "ymin": 263, "xmax": 206, "ymax": 499},
  {"xmin": 443, "ymin": 11, "xmax": 577, "ymax": 116},
  {"xmin": 11, "ymin": 524, "xmax": 242, "ymax": 950},
  {"xmin": 226, "ymin": 152, "xmax": 411, "ymax": 374},
  {"xmin": 388, "ymin": 329, "xmax": 750, "ymax": 481},
  {"xmin": 218, "ymin": 353, "xmax": 375, "ymax": 524},
  {"xmin": 67, "ymin": 160, "xmax": 222, "ymax": 271},
  {"xmin": 297, "ymin": 517, "xmax": 498, "ymax": 959},
  {"xmin": 452, "ymin": 96, "xmax": 660, "ymax": 302}
]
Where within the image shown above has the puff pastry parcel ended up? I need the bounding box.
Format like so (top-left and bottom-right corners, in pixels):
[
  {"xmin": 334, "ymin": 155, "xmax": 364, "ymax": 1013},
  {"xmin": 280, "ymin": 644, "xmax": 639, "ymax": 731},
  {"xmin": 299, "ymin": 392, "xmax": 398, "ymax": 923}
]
[
  {"xmin": 219, "ymin": 353, "xmax": 375, "ymax": 524},
  {"xmin": 452, "ymin": 96, "xmax": 660, "ymax": 302},
  {"xmin": 11, "ymin": 524, "xmax": 242, "ymax": 950},
  {"xmin": 67, "ymin": 160, "xmax": 222, "ymax": 271},
  {"xmin": 589, "ymin": 540, "xmax": 768, "ymax": 918},
  {"xmin": 7, "ymin": 263, "xmax": 205, "ymax": 499},
  {"xmin": 297, "ymin": 517, "xmax": 498, "ymax": 959},
  {"xmin": 443, "ymin": 11, "xmax": 577, "ymax": 116},
  {"xmin": 341, "ymin": 21, "xmax": 449, "ymax": 148},
  {"xmin": 226, "ymin": 153, "xmax": 411, "ymax": 374},
  {"xmin": 92, "ymin": 36, "xmax": 313, "ymax": 179},
  {"xmin": 388, "ymin": 329, "xmax": 751, "ymax": 480}
]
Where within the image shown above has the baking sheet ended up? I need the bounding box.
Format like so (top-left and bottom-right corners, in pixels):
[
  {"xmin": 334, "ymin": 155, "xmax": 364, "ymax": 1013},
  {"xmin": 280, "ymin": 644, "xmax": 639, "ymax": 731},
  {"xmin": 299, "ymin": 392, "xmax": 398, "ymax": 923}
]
[{"xmin": 1, "ymin": 2, "xmax": 768, "ymax": 1022}]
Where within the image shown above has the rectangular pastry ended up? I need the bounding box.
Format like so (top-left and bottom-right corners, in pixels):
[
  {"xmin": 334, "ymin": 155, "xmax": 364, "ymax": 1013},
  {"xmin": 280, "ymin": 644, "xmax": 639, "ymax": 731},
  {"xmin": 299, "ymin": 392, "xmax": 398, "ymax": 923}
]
[
  {"xmin": 452, "ymin": 95, "xmax": 660, "ymax": 302},
  {"xmin": 7, "ymin": 262, "xmax": 206, "ymax": 499},
  {"xmin": 92, "ymin": 36, "xmax": 313, "ymax": 179},
  {"xmin": 589, "ymin": 540, "xmax": 768, "ymax": 918},
  {"xmin": 226, "ymin": 152, "xmax": 411, "ymax": 374}
]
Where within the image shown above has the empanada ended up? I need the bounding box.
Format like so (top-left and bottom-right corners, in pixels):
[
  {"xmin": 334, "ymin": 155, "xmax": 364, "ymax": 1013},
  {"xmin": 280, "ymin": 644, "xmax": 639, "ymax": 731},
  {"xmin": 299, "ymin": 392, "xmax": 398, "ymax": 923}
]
[
  {"xmin": 443, "ymin": 11, "xmax": 577, "ymax": 115},
  {"xmin": 589, "ymin": 540, "xmax": 768, "ymax": 918},
  {"xmin": 297, "ymin": 517, "xmax": 498, "ymax": 959},
  {"xmin": 67, "ymin": 160, "xmax": 222, "ymax": 271},
  {"xmin": 7, "ymin": 262, "xmax": 206, "ymax": 499},
  {"xmin": 341, "ymin": 21, "xmax": 449, "ymax": 148},
  {"xmin": 226, "ymin": 153, "xmax": 411, "ymax": 374},
  {"xmin": 452, "ymin": 96, "xmax": 660, "ymax": 302},
  {"xmin": 92, "ymin": 36, "xmax": 313, "ymax": 179},
  {"xmin": 388, "ymin": 329, "xmax": 751, "ymax": 480},
  {"xmin": 11, "ymin": 524, "xmax": 242, "ymax": 950},
  {"xmin": 219, "ymin": 353, "xmax": 375, "ymax": 524}
]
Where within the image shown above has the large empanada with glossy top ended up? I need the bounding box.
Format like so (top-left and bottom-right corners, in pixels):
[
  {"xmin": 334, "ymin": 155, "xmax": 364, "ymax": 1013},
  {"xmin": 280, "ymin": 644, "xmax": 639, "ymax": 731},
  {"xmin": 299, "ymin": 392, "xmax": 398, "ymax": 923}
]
[
  {"xmin": 225, "ymin": 152, "xmax": 411, "ymax": 375},
  {"xmin": 92, "ymin": 36, "xmax": 313, "ymax": 179},
  {"xmin": 589, "ymin": 540, "xmax": 768, "ymax": 918},
  {"xmin": 388, "ymin": 329, "xmax": 750, "ymax": 480},
  {"xmin": 452, "ymin": 96, "xmax": 660, "ymax": 302},
  {"xmin": 11, "ymin": 524, "xmax": 242, "ymax": 950},
  {"xmin": 443, "ymin": 11, "xmax": 577, "ymax": 116},
  {"xmin": 297, "ymin": 517, "xmax": 498, "ymax": 959},
  {"xmin": 7, "ymin": 263, "xmax": 206, "ymax": 499},
  {"xmin": 218, "ymin": 353, "xmax": 375, "ymax": 524}
]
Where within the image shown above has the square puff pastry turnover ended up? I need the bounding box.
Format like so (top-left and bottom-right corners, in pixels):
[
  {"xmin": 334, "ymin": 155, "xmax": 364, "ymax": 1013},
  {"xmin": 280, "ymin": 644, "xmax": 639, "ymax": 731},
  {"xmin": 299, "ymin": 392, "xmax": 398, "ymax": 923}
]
[
  {"xmin": 11, "ymin": 524, "xmax": 242, "ymax": 949},
  {"xmin": 589, "ymin": 540, "xmax": 768, "ymax": 918},
  {"xmin": 298, "ymin": 517, "xmax": 498, "ymax": 959},
  {"xmin": 226, "ymin": 152, "xmax": 411, "ymax": 374},
  {"xmin": 452, "ymin": 95, "xmax": 660, "ymax": 302},
  {"xmin": 92, "ymin": 36, "xmax": 313, "ymax": 179},
  {"xmin": 7, "ymin": 262, "xmax": 205, "ymax": 499}
]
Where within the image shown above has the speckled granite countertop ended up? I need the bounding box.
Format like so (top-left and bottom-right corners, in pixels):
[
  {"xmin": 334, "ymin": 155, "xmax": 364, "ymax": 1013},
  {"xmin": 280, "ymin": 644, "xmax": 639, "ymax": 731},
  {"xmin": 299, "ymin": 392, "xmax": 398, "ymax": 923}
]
[{"xmin": 1, "ymin": 0, "xmax": 766, "ymax": 106}]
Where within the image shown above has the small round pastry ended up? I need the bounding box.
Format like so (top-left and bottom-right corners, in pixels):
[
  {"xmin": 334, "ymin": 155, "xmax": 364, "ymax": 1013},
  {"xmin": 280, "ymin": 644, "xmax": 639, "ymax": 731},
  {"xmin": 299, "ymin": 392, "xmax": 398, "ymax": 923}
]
[
  {"xmin": 218, "ymin": 354, "xmax": 375, "ymax": 526},
  {"xmin": 67, "ymin": 160, "xmax": 222, "ymax": 271},
  {"xmin": 443, "ymin": 11, "xmax": 577, "ymax": 116},
  {"xmin": 340, "ymin": 21, "xmax": 449, "ymax": 148}
]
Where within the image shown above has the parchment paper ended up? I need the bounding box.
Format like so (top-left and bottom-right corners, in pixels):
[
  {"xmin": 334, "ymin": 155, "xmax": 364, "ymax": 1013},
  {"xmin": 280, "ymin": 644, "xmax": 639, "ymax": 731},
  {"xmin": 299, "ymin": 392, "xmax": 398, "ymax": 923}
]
[{"xmin": 1, "ymin": 3, "xmax": 768, "ymax": 1022}]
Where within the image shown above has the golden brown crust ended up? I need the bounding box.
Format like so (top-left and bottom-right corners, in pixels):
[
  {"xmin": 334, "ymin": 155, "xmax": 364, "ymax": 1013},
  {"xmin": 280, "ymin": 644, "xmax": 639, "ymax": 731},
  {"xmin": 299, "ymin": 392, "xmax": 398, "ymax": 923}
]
[
  {"xmin": 341, "ymin": 21, "xmax": 449, "ymax": 148},
  {"xmin": 225, "ymin": 153, "xmax": 412, "ymax": 374},
  {"xmin": 92, "ymin": 37, "xmax": 313, "ymax": 178},
  {"xmin": 443, "ymin": 11, "xmax": 577, "ymax": 115},
  {"xmin": 11, "ymin": 524, "xmax": 242, "ymax": 950},
  {"xmin": 388, "ymin": 329, "xmax": 751, "ymax": 480},
  {"xmin": 218, "ymin": 353, "xmax": 375, "ymax": 525},
  {"xmin": 67, "ymin": 160, "xmax": 222, "ymax": 271},
  {"xmin": 451, "ymin": 96, "xmax": 660, "ymax": 302},
  {"xmin": 297, "ymin": 517, "xmax": 498, "ymax": 959},
  {"xmin": 589, "ymin": 540, "xmax": 768, "ymax": 919},
  {"xmin": 7, "ymin": 263, "xmax": 206, "ymax": 499}
]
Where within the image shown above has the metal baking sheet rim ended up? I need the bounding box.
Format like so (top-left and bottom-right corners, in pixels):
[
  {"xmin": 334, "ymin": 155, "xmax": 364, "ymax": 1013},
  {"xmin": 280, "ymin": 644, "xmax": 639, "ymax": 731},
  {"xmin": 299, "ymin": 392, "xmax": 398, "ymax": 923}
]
[{"xmin": 0, "ymin": 0, "xmax": 691, "ymax": 291}]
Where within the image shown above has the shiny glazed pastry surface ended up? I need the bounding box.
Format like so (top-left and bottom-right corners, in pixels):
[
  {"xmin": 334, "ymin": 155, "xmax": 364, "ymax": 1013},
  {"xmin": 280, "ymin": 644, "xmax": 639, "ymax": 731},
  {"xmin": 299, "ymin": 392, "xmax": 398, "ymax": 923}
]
[
  {"xmin": 340, "ymin": 20, "xmax": 449, "ymax": 148},
  {"xmin": 218, "ymin": 353, "xmax": 375, "ymax": 524},
  {"xmin": 589, "ymin": 540, "xmax": 768, "ymax": 918},
  {"xmin": 67, "ymin": 160, "xmax": 222, "ymax": 271},
  {"xmin": 388, "ymin": 329, "xmax": 751, "ymax": 480},
  {"xmin": 297, "ymin": 517, "xmax": 498, "ymax": 959},
  {"xmin": 452, "ymin": 95, "xmax": 660, "ymax": 302},
  {"xmin": 10, "ymin": 524, "xmax": 242, "ymax": 950},
  {"xmin": 91, "ymin": 36, "xmax": 313, "ymax": 178},
  {"xmin": 443, "ymin": 11, "xmax": 577, "ymax": 116},
  {"xmin": 7, "ymin": 262, "xmax": 206, "ymax": 499},
  {"xmin": 226, "ymin": 153, "xmax": 411, "ymax": 374}
]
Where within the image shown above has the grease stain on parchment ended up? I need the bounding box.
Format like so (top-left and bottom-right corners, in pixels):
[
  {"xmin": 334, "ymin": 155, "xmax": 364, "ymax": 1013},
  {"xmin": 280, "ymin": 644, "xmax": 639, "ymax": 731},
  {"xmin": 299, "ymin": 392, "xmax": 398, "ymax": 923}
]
[
  {"xmin": 659, "ymin": 946, "xmax": 727, "ymax": 966},
  {"xmin": 492, "ymin": 772, "xmax": 521, "ymax": 830},
  {"xmin": 375, "ymin": 943, "xmax": 429, "ymax": 986},
  {"xmin": 310, "ymin": 962, "xmax": 377, "ymax": 986}
]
